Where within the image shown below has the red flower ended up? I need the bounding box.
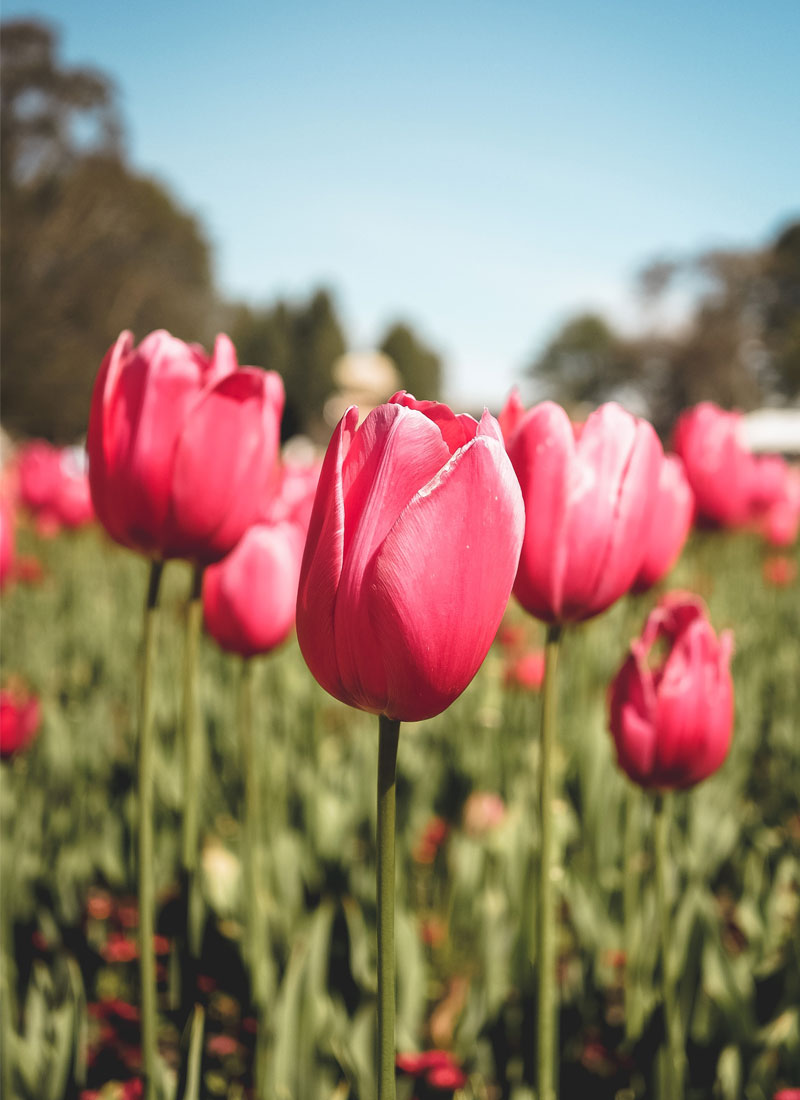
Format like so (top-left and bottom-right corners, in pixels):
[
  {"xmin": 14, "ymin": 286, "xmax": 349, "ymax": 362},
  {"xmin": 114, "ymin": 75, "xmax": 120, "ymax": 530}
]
[
  {"xmin": 87, "ymin": 330, "xmax": 284, "ymax": 563},
  {"xmin": 672, "ymin": 403, "xmax": 754, "ymax": 528},
  {"xmin": 503, "ymin": 649, "xmax": 545, "ymax": 691},
  {"xmin": 609, "ymin": 593, "xmax": 733, "ymax": 790},
  {"xmin": 763, "ymin": 555, "xmax": 797, "ymax": 587},
  {"xmin": 413, "ymin": 816, "xmax": 449, "ymax": 864},
  {"xmin": 102, "ymin": 933, "xmax": 138, "ymax": 963},
  {"xmin": 632, "ymin": 454, "xmax": 695, "ymax": 593},
  {"xmin": 504, "ymin": 399, "xmax": 662, "ymax": 623},
  {"xmin": 0, "ymin": 688, "xmax": 41, "ymax": 759},
  {"xmin": 296, "ymin": 393, "xmax": 524, "ymax": 722}
]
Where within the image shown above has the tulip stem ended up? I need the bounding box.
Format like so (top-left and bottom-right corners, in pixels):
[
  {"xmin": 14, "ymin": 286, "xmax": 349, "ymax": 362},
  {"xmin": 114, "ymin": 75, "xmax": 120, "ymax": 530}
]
[
  {"xmin": 240, "ymin": 658, "xmax": 268, "ymax": 1094},
  {"xmin": 139, "ymin": 559, "xmax": 164, "ymax": 1100},
  {"xmin": 377, "ymin": 715, "xmax": 400, "ymax": 1100},
  {"xmin": 181, "ymin": 565, "xmax": 205, "ymax": 963},
  {"xmin": 623, "ymin": 784, "xmax": 642, "ymax": 1041},
  {"xmin": 537, "ymin": 622, "xmax": 562, "ymax": 1100},
  {"xmin": 654, "ymin": 792, "xmax": 683, "ymax": 1100}
]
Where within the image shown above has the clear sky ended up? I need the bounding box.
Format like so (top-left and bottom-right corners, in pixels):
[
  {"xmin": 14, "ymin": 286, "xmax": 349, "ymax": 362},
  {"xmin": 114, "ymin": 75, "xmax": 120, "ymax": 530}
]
[{"xmin": 4, "ymin": 0, "xmax": 799, "ymax": 406}]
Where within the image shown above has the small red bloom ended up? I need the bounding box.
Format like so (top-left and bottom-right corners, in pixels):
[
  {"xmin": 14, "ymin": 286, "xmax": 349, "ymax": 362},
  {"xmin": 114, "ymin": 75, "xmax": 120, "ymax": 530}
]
[
  {"xmin": 503, "ymin": 650, "xmax": 545, "ymax": 692},
  {"xmin": 763, "ymin": 556, "xmax": 797, "ymax": 587},
  {"xmin": 0, "ymin": 688, "xmax": 41, "ymax": 759}
]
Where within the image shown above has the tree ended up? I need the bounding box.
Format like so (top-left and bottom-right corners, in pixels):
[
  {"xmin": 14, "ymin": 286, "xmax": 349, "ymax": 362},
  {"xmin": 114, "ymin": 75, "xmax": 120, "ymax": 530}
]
[
  {"xmin": 1, "ymin": 20, "xmax": 216, "ymax": 441},
  {"xmin": 526, "ymin": 313, "xmax": 641, "ymax": 412},
  {"xmin": 379, "ymin": 321, "xmax": 443, "ymax": 401},
  {"xmin": 228, "ymin": 289, "xmax": 347, "ymax": 440}
]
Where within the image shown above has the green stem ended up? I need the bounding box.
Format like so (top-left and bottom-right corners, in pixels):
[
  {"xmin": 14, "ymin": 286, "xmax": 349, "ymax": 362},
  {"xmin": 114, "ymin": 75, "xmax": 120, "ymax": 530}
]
[
  {"xmin": 537, "ymin": 622, "xmax": 562, "ymax": 1100},
  {"xmin": 240, "ymin": 658, "xmax": 267, "ymax": 1095},
  {"xmin": 623, "ymin": 784, "xmax": 641, "ymax": 1041},
  {"xmin": 139, "ymin": 559, "xmax": 164, "ymax": 1100},
  {"xmin": 377, "ymin": 715, "xmax": 400, "ymax": 1100},
  {"xmin": 654, "ymin": 792, "xmax": 683, "ymax": 1099},
  {"xmin": 181, "ymin": 565, "xmax": 205, "ymax": 960}
]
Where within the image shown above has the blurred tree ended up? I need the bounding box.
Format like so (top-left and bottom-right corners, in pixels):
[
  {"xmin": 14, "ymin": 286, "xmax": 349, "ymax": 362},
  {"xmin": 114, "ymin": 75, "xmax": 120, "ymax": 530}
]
[
  {"xmin": 526, "ymin": 219, "xmax": 800, "ymax": 435},
  {"xmin": 228, "ymin": 289, "xmax": 346, "ymax": 439},
  {"xmin": 762, "ymin": 220, "xmax": 800, "ymax": 401},
  {"xmin": 526, "ymin": 312, "xmax": 641, "ymax": 411},
  {"xmin": 379, "ymin": 321, "xmax": 443, "ymax": 401},
  {"xmin": 1, "ymin": 19, "xmax": 216, "ymax": 441}
]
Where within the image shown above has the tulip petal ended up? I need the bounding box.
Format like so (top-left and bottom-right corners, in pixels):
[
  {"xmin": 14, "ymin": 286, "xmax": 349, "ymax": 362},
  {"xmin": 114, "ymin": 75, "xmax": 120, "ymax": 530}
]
[
  {"xmin": 561, "ymin": 407, "xmax": 662, "ymax": 620},
  {"xmin": 508, "ymin": 402, "xmax": 573, "ymax": 622},
  {"xmin": 166, "ymin": 368, "xmax": 284, "ymax": 562},
  {"xmin": 364, "ymin": 434, "xmax": 524, "ymax": 721},
  {"xmin": 333, "ymin": 404, "xmax": 454, "ymax": 712},
  {"xmin": 389, "ymin": 391, "xmax": 478, "ymax": 454},
  {"xmin": 296, "ymin": 408, "xmax": 358, "ymax": 705},
  {"xmin": 204, "ymin": 521, "xmax": 302, "ymax": 656}
]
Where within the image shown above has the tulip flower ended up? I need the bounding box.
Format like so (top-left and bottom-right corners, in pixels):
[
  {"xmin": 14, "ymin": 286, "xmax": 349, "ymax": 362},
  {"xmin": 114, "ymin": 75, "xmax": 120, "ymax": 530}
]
[
  {"xmin": 610, "ymin": 592, "xmax": 733, "ymax": 1099},
  {"xmin": 87, "ymin": 329, "xmax": 284, "ymax": 564},
  {"xmin": 203, "ymin": 519, "xmax": 306, "ymax": 658},
  {"xmin": 17, "ymin": 440, "xmax": 63, "ymax": 515},
  {"xmin": 297, "ymin": 392, "xmax": 523, "ymax": 1097},
  {"xmin": 0, "ymin": 688, "xmax": 41, "ymax": 759},
  {"xmin": 503, "ymin": 399, "xmax": 663, "ymax": 624},
  {"xmin": 672, "ymin": 402, "xmax": 754, "ymax": 528},
  {"xmin": 0, "ymin": 498, "xmax": 14, "ymax": 589},
  {"xmin": 632, "ymin": 454, "xmax": 695, "ymax": 593},
  {"xmin": 297, "ymin": 392, "xmax": 525, "ymax": 723},
  {"xmin": 609, "ymin": 593, "xmax": 734, "ymax": 790}
]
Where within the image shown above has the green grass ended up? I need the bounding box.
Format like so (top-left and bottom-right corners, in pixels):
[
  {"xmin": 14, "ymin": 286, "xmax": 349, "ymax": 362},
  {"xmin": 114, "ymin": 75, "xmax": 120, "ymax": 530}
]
[{"xmin": 1, "ymin": 522, "xmax": 799, "ymax": 1099}]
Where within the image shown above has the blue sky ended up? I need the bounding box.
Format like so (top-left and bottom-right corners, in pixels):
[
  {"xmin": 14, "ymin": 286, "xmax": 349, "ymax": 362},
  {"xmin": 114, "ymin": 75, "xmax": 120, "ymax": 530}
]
[{"xmin": 5, "ymin": 0, "xmax": 799, "ymax": 406}]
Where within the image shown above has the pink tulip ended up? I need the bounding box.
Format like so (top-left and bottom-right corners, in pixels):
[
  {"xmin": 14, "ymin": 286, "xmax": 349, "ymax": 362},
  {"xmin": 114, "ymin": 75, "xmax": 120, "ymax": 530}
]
[
  {"xmin": 203, "ymin": 519, "xmax": 306, "ymax": 657},
  {"xmin": 0, "ymin": 497, "xmax": 14, "ymax": 589},
  {"xmin": 672, "ymin": 402, "xmax": 754, "ymax": 528},
  {"xmin": 87, "ymin": 330, "xmax": 284, "ymax": 563},
  {"xmin": 53, "ymin": 448, "xmax": 95, "ymax": 529},
  {"xmin": 632, "ymin": 454, "xmax": 695, "ymax": 593},
  {"xmin": 296, "ymin": 392, "xmax": 524, "ymax": 722},
  {"xmin": 609, "ymin": 593, "xmax": 733, "ymax": 790},
  {"xmin": 17, "ymin": 440, "xmax": 63, "ymax": 515},
  {"xmin": 503, "ymin": 399, "xmax": 663, "ymax": 624},
  {"xmin": 760, "ymin": 468, "xmax": 800, "ymax": 548},
  {"xmin": 0, "ymin": 688, "xmax": 41, "ymax": 759}
]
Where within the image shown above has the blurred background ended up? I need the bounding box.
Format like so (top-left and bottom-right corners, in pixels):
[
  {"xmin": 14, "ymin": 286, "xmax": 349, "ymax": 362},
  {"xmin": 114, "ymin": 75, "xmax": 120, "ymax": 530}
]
[{"xmin": 1, "ymin": 0, "xmax": 799, "ymax": 444}]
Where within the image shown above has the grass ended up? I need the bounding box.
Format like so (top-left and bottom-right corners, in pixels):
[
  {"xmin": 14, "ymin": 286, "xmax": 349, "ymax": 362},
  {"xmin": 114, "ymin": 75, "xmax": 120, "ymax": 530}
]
[{"xmin": 1, "ymin": 521, "xmax": 799, "ymax": 1099}]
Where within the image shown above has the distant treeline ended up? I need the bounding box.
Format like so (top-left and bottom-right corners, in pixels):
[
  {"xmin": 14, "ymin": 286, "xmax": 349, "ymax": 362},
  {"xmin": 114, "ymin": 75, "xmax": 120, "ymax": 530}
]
[
  {"xmin": 2, "ymin": 19, "xmax": 798, "ymax": 444},
  {"xmin": 0, "ymin": 19, "xmax": 443, "ymax": 442}
]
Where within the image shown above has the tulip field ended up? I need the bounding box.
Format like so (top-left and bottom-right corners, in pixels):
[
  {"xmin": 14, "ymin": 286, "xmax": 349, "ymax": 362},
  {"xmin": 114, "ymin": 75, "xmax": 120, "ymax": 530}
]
[{"xmin": 1, "ymin": 508, "xmax": 798, "ymax": 1098}]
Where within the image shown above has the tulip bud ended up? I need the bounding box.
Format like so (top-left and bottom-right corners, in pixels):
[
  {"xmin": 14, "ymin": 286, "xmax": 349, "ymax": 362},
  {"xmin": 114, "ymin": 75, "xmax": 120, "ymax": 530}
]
[
  {"xmin": 296, "ymin": 393, "xmax": 524, "ymax": 722},
  {"xmin": 503, "ymin": 398, "xmax": 663, "ymax": 623},
  {"xmin": 672, "ymin": 402, "xmax": 754, "ymax": 529},
  {"xmin": 87, "ymin": 330, "xmax": 284, "ymax": 564},
  {"xmin": 609, "ymin": 593, "xmax": 734, "ymax": 790},
  {"xmin": 632, "ymin": 454, "xmax": 695, "ymax": 593}
]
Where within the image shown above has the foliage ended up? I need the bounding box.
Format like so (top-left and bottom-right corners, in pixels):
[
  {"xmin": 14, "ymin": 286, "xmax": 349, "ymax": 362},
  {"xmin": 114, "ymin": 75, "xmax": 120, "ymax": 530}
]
[
  {"xmin": 1, "ymin": 521, "xmax": 798, "ymax": 1098},
  {"xmin": 527, "ymin": 219, "xmax": 800, "ymax": 433},
  {"xmin": 0, "ymin": 20, "xmax": 217, "ymax": 443},
  {"xmin": 227, "ymin": 289, "xmax": 346, "ymax": 440},
  {"xmin": 379, "ymin": 322, "xmax": 443, "ymax": 403}
]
